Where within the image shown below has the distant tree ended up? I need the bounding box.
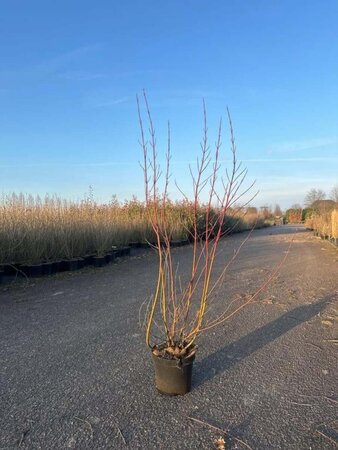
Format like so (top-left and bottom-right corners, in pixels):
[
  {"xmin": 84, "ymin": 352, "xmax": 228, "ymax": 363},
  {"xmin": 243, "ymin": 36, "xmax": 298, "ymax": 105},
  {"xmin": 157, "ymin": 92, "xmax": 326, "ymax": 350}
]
[
  {"xmin": 260, "ymin": 206, "xmax": 273, "ymax": 220},
  {"xmin": 312, "ymin": 199, "xmax": 336, "ymax": 212},
  {"xmin": 285, "ymin": 207, "xmax": 302, "ymax": 223},
  {"xmin": 273, "ymin": 204, "xmax": 283, "ymax": 217},
  {"xmin": 246, "ymin": 206, "xmax": 258, "ymax": 214},
  {"xmin": 302, "ymin": 208, "xmax": 314, "ymax": 222},
  {"xmin": 291, "ymin": 203, "xmax": 302, "ymax": 210},
  {"xmin": 331, "ymin": 184, "xmax": 338, "ymax": 203},
  {"xmin": 304, "ymin": 188, "xmax": 326, "ymax": 207}
]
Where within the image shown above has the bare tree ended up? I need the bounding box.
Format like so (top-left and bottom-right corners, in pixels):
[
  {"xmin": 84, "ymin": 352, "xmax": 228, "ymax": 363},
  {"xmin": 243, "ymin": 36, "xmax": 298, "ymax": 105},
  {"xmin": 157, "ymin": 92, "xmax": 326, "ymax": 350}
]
[
  {"xmin": 331, "ymin": 184, "xmax": 338, "ymax": 203},
  {"xmin": 304, "ymin": 189, "xmax": 326, "ymax": 207},
  {"xmin": 138, "ymin": 91, "xmax": 290, "ymax": 358},
  {"xmin": 273, "ymin": 204, "xmax": 283, "ymax": 217}
]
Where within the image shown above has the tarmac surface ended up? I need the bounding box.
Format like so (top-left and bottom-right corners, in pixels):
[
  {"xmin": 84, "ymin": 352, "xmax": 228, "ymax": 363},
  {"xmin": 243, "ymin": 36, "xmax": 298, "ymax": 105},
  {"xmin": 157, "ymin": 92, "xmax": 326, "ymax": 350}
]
[{"xmin": 0, "ymin": 225, "xmax": 337, "ymax": 449}]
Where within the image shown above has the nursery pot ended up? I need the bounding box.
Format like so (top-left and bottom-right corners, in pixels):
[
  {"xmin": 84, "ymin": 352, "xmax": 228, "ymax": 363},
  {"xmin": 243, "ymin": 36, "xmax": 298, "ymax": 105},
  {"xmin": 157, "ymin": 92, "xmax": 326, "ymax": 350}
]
[
  {"xmin": 61, "ymin": 259, "xmax": 79, "ymax": 272},
  {"xmin": 41, "ymin": 262, "xmax": 53, "ymax": 276},
  {"xmin": 83, "ymin": 254, "xmax": 95, "ymax": 266},
  {"xmin": 120, "ymin": 246, "xmax": 131, "ymax": 257},
  {"xmin": 3, "ymin": 264, "xmax": 20, "ymax": 276},
  {"xmin": 20, "ymin": 264, "xmax": 43, "ymax": 277},
  {"xmin": 152, "ymin": 351, "xmax": 195, "ymax": 396},
  {"xmin": 93, "ymin": 256, "xmax": 106, "ymax": 268},
  {"xmin": 104, "ymin": 252, "xmax": 115, "ymax": 264}
]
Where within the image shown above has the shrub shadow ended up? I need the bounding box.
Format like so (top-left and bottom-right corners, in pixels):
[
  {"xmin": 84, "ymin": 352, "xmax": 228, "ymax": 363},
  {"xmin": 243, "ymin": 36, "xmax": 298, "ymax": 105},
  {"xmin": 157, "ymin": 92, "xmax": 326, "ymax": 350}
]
[{"xmin": 194, "ymin": 297, "xmax": 329, "ymax": 388}]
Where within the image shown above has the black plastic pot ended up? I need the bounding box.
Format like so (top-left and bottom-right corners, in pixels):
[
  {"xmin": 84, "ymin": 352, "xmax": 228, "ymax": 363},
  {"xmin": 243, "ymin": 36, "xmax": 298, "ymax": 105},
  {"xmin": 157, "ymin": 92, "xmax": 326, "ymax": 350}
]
[
  {"xmin": 139, "ymin": 242, "xmax": 151, "ymax": 249},
  {"xmin": 121, "ymin": 246, "xmax": 131, "ymax": 256},
  {"xmin": 83, "ymin": 254, "xmax": 95, "ymax": 266},
  {"xmin": 93, "ymin": 256, "xmax": 106, "ymax": 268},
  {"xmin": 171, "ymin": 239, "xmax": 190, "ymax": 248},
  {"xmin": 3, "ymin": 264, "xmax": 20, "ymax": 276},
  {"xmin": 41, "ymin": 262, "xmax": 53, "ymax": 276},
  {"xmin": 104, "ymin": 253, "xmax": 115, "ymax": 264},
  {"xmin": 152, "ymin": 352, "xmax": 195, "ymax": 395},
  {"xmin": 113, "ymin": 248, "xmax": 123, "ymax": 257},
  {"xmin": 20, "ymin": 264, "xmax": 43, "ymax": 277},
  {"xmin": 51, "ymin": 261, "xmax": 61, "ymax": 274},
  {"xmin": 0, "ymin": 270, "xmax": 4, "ymax": 284},
  {"xmin": 78, "ymin": 258, "xmax": 85, "ymax": 269},
  {"xmin": 129, "ymin": 242, "xmax": 141, "ymax": 249},
  {"xmin": 61, "ymin": 259, "xmax": 79, "ymax": 272}
]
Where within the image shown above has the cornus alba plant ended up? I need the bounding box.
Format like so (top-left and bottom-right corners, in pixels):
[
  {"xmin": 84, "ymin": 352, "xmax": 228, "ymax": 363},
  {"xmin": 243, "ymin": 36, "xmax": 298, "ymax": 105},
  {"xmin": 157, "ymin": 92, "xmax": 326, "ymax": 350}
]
[{"xmin": 137, "ymin": 92, "xmax": 288, "ymax": 368}]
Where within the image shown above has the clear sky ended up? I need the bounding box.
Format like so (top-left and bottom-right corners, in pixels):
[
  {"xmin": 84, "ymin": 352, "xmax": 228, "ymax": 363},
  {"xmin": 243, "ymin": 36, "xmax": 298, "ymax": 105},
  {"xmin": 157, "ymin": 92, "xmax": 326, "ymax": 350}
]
[{"xmin": 1, "ymin": 0, "xmax": 337, "ymax": 209}]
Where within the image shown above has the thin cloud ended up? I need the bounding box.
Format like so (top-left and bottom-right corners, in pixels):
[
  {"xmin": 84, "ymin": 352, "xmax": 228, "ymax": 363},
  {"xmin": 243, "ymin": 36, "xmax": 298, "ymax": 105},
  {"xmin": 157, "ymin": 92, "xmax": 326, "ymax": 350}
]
[
  {"xmin": 243, "ymin": 157, "xmax": 338, "ymax": 163},
  {"xmin": 170, "ymin": 157, "xmax": 338, "ymax": 165},
  {"xmin": 93, "ymin": 96, "xmax": 130, "ymax": 107},
  {"xmin": 0, "ymin": 161, "xmax": 137, "ymax": 169},
  {"xmin": 267, "ymin": 137, "xmax": 338, "ymax": 154},
  {"xmin": 0, "ymin": 44, "xmax": 103, "ymax": 82},
  {"xmin": 56, "ymin": 71, "xmax": 106, "ymax": 81}
]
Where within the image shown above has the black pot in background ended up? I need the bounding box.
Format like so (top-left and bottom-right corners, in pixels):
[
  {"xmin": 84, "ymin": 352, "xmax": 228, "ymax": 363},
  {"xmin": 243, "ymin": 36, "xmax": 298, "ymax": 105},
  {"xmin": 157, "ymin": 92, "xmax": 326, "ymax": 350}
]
[
  {"xmin": 78, "ymin": 257, "xmax": 85, "ymax": 269},
  {"xmin": 20, "ymin": 264, "xmax": 43, "ymax": 277},
  {"xmin": 129, "ymin": 242, "xmax": 141, "ymax": 249},
  {"xmin": 93, "ymin": 256, "xmax": 106, "ymax": 268},
  {"xmin": 104, "ymin": 253, "xmax": 115, "ymax": 264},
  {"xmin": 41, "ymin": 262, "xmax": 53, "ymax": 276},
  {"xmin": 113, "ymin": 248, "xmax": 122, "ymax": 257},
  {"xmin": 121, "ymin": 246, "xmax": 131, "ymax": 256},
  {"xmin": 152, "ymin": 352, "xmax": 195, "ymax": 396},
  {"xmin": 83, "ymin": 255, "xmax": 95, "ymax": 266},
  {"xmin": 61, "ymin": 259, "xmax": 79, "ymax": 272},
  {"xmin": 171, "ymin": 240, "xmax": 189, "ymax": 248},
  {"xmin": 3, "ymin": 264, "xmax": 20, "ymax": 276},
  {"xmin": 139, "ymin": 242, "xmax": 151, "ymax": 249},
  {"xmin": 51, "ymin": 261, "xmax": 61, "ymax": 274},
  {"xmin": 0, "ymin": 270, "xmax": 4, "ymax": 284}
]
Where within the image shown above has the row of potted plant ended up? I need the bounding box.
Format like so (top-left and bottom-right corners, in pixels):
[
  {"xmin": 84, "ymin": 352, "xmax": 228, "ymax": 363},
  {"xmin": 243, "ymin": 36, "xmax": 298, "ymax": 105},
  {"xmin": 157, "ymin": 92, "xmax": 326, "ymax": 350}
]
[
  {"xmin": 0, "ymin": 238, "xmax": 194, "ymax": 284},
  {"xmin": 0, "ymin": 246, "xmax": 132, "ymax": 282}
]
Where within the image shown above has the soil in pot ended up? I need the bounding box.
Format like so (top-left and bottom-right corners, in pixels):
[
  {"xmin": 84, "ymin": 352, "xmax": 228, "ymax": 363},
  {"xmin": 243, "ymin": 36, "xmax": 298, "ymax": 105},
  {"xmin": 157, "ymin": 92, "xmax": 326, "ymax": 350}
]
[{"xmin": 152, "ymin": 349, "xmax": 196, "ymax": 395}]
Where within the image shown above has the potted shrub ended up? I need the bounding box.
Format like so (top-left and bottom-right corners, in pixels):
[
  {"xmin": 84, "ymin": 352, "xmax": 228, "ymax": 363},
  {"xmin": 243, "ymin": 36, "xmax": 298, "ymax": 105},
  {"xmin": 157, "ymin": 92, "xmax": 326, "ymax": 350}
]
[{"xmin": 137, "ymin": 93, "xmax": 288, "ymax": 395}]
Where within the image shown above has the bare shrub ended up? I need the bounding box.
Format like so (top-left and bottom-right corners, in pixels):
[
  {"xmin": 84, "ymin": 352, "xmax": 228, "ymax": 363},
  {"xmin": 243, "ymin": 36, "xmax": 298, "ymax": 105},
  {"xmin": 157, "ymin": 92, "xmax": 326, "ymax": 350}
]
[{"xmin": 137, "ymin": 92, "xmax": 288, "ymax": 357}]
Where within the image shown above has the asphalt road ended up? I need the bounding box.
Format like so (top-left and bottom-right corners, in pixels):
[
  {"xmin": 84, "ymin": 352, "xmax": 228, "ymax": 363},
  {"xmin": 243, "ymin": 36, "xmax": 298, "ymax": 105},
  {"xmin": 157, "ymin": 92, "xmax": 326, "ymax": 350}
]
[{"xmin": 1, "ymin": 225, "xmax": 337, "ymax": 449}]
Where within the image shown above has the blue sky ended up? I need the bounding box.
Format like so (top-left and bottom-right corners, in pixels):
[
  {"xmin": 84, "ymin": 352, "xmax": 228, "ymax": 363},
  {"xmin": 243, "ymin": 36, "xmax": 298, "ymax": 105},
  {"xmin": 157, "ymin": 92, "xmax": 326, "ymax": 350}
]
[{"xmin": 0, "ymin": 0, "xmax": 337, "ymax": 208}]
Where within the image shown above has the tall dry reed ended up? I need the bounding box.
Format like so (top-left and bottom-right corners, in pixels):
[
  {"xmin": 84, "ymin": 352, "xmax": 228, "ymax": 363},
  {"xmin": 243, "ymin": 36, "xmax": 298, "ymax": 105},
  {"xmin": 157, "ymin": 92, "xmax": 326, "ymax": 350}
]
[{"xmin": 0, "ymin": 192, "xmax": 268, "ymax": 265}]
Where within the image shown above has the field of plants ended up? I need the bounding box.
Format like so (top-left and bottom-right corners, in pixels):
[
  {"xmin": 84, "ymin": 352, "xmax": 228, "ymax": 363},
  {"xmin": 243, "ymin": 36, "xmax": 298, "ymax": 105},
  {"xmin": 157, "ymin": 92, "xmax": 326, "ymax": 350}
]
[
  {"xmin": 0, "ymin": 193, "xmax": 268, "ymax": 266},
  {"xmin": 305, "ymin": 208, "xmax": 338, "ymax": 243}
]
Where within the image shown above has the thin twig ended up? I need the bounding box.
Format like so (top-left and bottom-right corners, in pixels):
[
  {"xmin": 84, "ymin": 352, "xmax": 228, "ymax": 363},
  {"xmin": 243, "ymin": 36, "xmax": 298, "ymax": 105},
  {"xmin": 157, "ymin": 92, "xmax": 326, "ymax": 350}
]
[
  {"xmin": 74, "ymin": 416, "xmax": 94, "ymax": 440},
  {"xmin": 305, "ymin": 341, "xmax": 324, "ymax": 351},
  {"xmin": 188, "ymin": 416, "xmax": 253, "ymax": 450},
  {"xmin": 288, "ymin": 401, "xmax": 312, "ymax": 407},
  {"xmin": 316, "ymin": 429, "xmax": 338, "ymax": 447},
  {"xmin": 116, "ymin": 427, "xmax": 127, "ymax": 446},
  {"xmin": 18, "ymin": 429, "xmax": 30, "ymax": 447}
]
